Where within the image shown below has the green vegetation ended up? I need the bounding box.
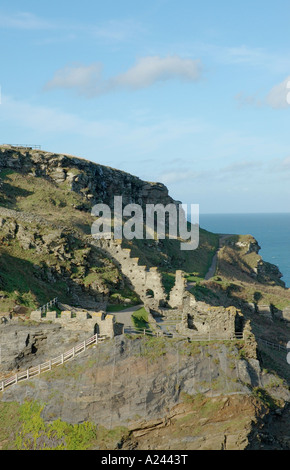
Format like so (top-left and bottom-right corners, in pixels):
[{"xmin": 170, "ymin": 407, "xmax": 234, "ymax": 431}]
[
  {"xmin": 0, "ymin": 399, "xmax": 129, "ymax": 450},
  {"xmin": 122, "ymin": 227, "xmax": 219, "ymax": 277},
  {"xmin": 0, "ymin": 247, "xmax": 71, "ymax": 311},
  {"xmin": 161, "ymin": 271, "xmax": 176, "ymax": 296},
  {"xmin": 106, "ymin": 304, "xmax": 131, "ymax": 313},
  {"xmin": 251, "ymin": 387, "xmax": 279, "ymax": 411},
  {"xmin": 185, "ymin": 273, "xmax": 205, "ymax": 283},
  {"xmin": 0, "ymin": 170, "xmax": 91, "ymax": 229},
  {"xmin": 139, "ymin": 336, "xmax": 167, "ymax": 363},
  {"xmin": 132, "ymin": 307, "xmax": 149, "ymax": 329},
  {"xmin": 189, "ymin": 281, "xmax": 219, "ymax": 303},
  {"xmin": 181, "ymin": 392, "xmax": 223, "ymax": 417}
]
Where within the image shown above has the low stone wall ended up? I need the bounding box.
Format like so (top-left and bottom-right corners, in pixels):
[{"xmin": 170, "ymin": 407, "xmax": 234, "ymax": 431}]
[{"xmin": 30, "ymin": 309, "xmax": 122, "ymax": 338}]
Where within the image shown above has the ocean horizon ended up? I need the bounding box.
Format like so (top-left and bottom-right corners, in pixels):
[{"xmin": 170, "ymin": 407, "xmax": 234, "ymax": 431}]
[{"xmin": 199, "ymin": 213, "xmax": 290, "ymax": 288}]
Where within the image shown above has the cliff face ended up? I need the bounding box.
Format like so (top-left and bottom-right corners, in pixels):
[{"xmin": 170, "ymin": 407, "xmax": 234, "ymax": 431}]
[
  {"xmin": 0, "ymin": 146, "xmax": 176, "ymax": 208},
  {"xmin": 0, "ymin": 335, "xmax": 281, "ymax": 428},
  {"xmin": 2, "ymin": 334, "xmax": 290, "ymax": 450}
]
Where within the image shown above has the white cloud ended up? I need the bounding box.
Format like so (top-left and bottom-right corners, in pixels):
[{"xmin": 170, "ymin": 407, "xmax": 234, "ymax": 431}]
[
  {"xmin": 44, "ymin": 56, "xmax": 203, "ymax": 97},
  {"xmin": 266, "ymin": 76, "xmax": 290, "ymax": 109},
  {"xmin": 236, "ymin": 76, "xmax": 290, "ymax": 110},
  {"xmin": 113, "ymin": 56, "xmax": 202, "ymax": 89},
  {"xmin": 235, "ymin": 92, "xmax": 263, "ymax": 108},
  {"xmin": 44, "ymin": 63, "xmax": 103, "ymax": 95}
]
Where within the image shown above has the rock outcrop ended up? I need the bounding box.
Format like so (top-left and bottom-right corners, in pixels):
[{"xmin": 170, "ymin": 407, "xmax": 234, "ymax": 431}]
[{"xmin": 0, "ymin": 146, "xmax": 177, "ymax": 208}]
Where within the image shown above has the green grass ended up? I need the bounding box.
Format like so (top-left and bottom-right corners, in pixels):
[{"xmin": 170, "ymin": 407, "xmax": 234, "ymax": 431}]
[
  {"xmin": 185, "ymin": 273, "xmax": 205, "ymax": 283},
  {"xmin": 189, "ymin": 282, "xmax": 219, "ymax": 303},
  {"xmin": 0, "ymin": 247, "xmax": 71, "ymax": 310},
  {"xmin": 0, "ymin": 400, "xmax": 128, "ymax": 450},
  {"xmin": 139, "ymin": 336, "xmax": 167, "ymax": 363},
  {"xmin": 0, "ymin": 168, "xmax": 15, "ymax": 179},
  {"xmin": 132, "ymin": 307, "xmax": 149, "ymax": 329},
  {"xmin": 161, "ymin": 271, "xmax": 176, "ymax": 296},
  {"xmin": 0, "ymin": 170, "xmax": 93, "ymax": 232},
  {"xmin": 0, "ymin": 399, "xmax": 129, "ymax": 450},
  {"xmin": 122, "ymin": 227, "xmax": 219, "ymax": 278}
]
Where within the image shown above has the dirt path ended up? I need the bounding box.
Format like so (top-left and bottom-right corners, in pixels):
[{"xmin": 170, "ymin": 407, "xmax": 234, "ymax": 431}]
[
  {"xmin": 204, "ymin": 234, "xmax": 233, "ymax": 281},
  {"xmin": 112, "ymin": 304, "xmax": 143, "ymax": 328}
]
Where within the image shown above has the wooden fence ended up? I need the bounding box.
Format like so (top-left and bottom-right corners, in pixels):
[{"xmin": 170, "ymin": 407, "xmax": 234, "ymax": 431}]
[
  {"xmin": 125, "ymin": 326, "xmax": 244, "ymax": 341},
  {"xmin": 0, "ymin": 333, "xmax": 106, "ymax": 392}
]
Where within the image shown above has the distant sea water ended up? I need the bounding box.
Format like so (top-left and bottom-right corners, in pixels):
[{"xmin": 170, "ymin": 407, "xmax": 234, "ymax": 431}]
[{"xmin": 199, "ymin": 213, "xmax": 290, "ymax": 288}]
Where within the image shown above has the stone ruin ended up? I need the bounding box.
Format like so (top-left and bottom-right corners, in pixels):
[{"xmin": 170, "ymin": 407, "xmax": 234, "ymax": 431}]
[
  {"xmin": 95, "ymin": 239, "xmax": 167, "ymax": 309},
  {"xmin": 30, "ymin": 309, "xmax": 123, "ymax": 338},
  {"xmin": 93, "ymin": 240, "xmax": 249, "ymax": 340},
  {"xmin": 246, "ymin": 302, "xmax": 290, "ymax": 323},
  {"xmin": 164, "ymin": 271, "xmax": 245, "ymax": 340}
]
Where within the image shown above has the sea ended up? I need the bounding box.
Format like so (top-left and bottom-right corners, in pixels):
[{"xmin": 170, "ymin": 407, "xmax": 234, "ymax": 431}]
[{"xmin": 199, "ymin": 213, "xmax": 290, "ymax": 288}]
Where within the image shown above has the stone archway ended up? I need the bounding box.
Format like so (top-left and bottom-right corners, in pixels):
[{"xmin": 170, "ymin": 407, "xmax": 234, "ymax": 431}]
[{"xmin": 146, "ymin": 289, "xmax": 154, "ymax": 298}]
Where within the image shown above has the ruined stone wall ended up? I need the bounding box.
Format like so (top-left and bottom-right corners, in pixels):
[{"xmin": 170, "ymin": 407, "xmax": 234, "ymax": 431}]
[
  {"xmin": 95, "ymin": 240, "xmax": 167, "ymax": 305},
  {"xmin": 30, "ymin": 310, "xmax": 120, "ymax": 338},
  {"xmin": 168, "ymin": 270, "xmax": 186, "ymax": 308},
  {"xmin": 177, "ymin": 293, "xmax": 242, "ymax": 339}
]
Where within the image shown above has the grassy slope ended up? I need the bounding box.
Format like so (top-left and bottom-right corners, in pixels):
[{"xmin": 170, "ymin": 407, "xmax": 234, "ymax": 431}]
[{"xmin": 122, "ymin": 228, "xmax": 219, "ymax": 276}]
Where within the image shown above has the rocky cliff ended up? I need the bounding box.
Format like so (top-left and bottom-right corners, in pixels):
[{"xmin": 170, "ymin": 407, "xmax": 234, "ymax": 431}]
[
  {"xmin": 0, "ymin": 146, "xmax": 176, "ymax": 208},
  {"xmin": 1, "ymin": 146, "xmax": 290, "ymax": 451}
]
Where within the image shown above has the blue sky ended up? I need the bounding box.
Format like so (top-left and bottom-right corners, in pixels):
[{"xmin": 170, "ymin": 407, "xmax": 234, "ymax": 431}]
[{"xmin": 1, "ymin": 0, "xmax": 290, "ymax": 213}]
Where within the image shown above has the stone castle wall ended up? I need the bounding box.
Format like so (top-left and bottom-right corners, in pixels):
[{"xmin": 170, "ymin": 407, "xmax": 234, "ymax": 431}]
[
  {"xmin": 94, "ymin": 239, "xmax": 167, "ymax": 306},
  {"xmin": 30, "ymin": 309, "xmax": 120, "ymax": 338},
  {"xmin": 168, "ymin": 270, "xmax": 187, "ymax": 308}
]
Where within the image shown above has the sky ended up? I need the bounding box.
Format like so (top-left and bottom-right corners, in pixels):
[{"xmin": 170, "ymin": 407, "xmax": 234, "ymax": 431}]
[{"xmin": 1, "ymin": 0, "xmax": 290, "ymax": 213}]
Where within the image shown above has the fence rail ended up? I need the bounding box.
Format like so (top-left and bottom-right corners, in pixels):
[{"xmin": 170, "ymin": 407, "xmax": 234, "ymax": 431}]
[
  {"xmin": 257, "ymin": 337, "xmax": 287, "ymax": 352},
  {"xmin": 0, "ymin": 333, "xmax": 107, "ymax": 392},
  {"xmin": 125, "ymin": 326, "xmax": 244, "ymax": 341},
  {"xmin": 124, "ymin": 326, "xmax": 161, "ymax": 337},
  {"xmin": 37, "ymin": 298, "xmax": 58, "ymax": 314}
]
